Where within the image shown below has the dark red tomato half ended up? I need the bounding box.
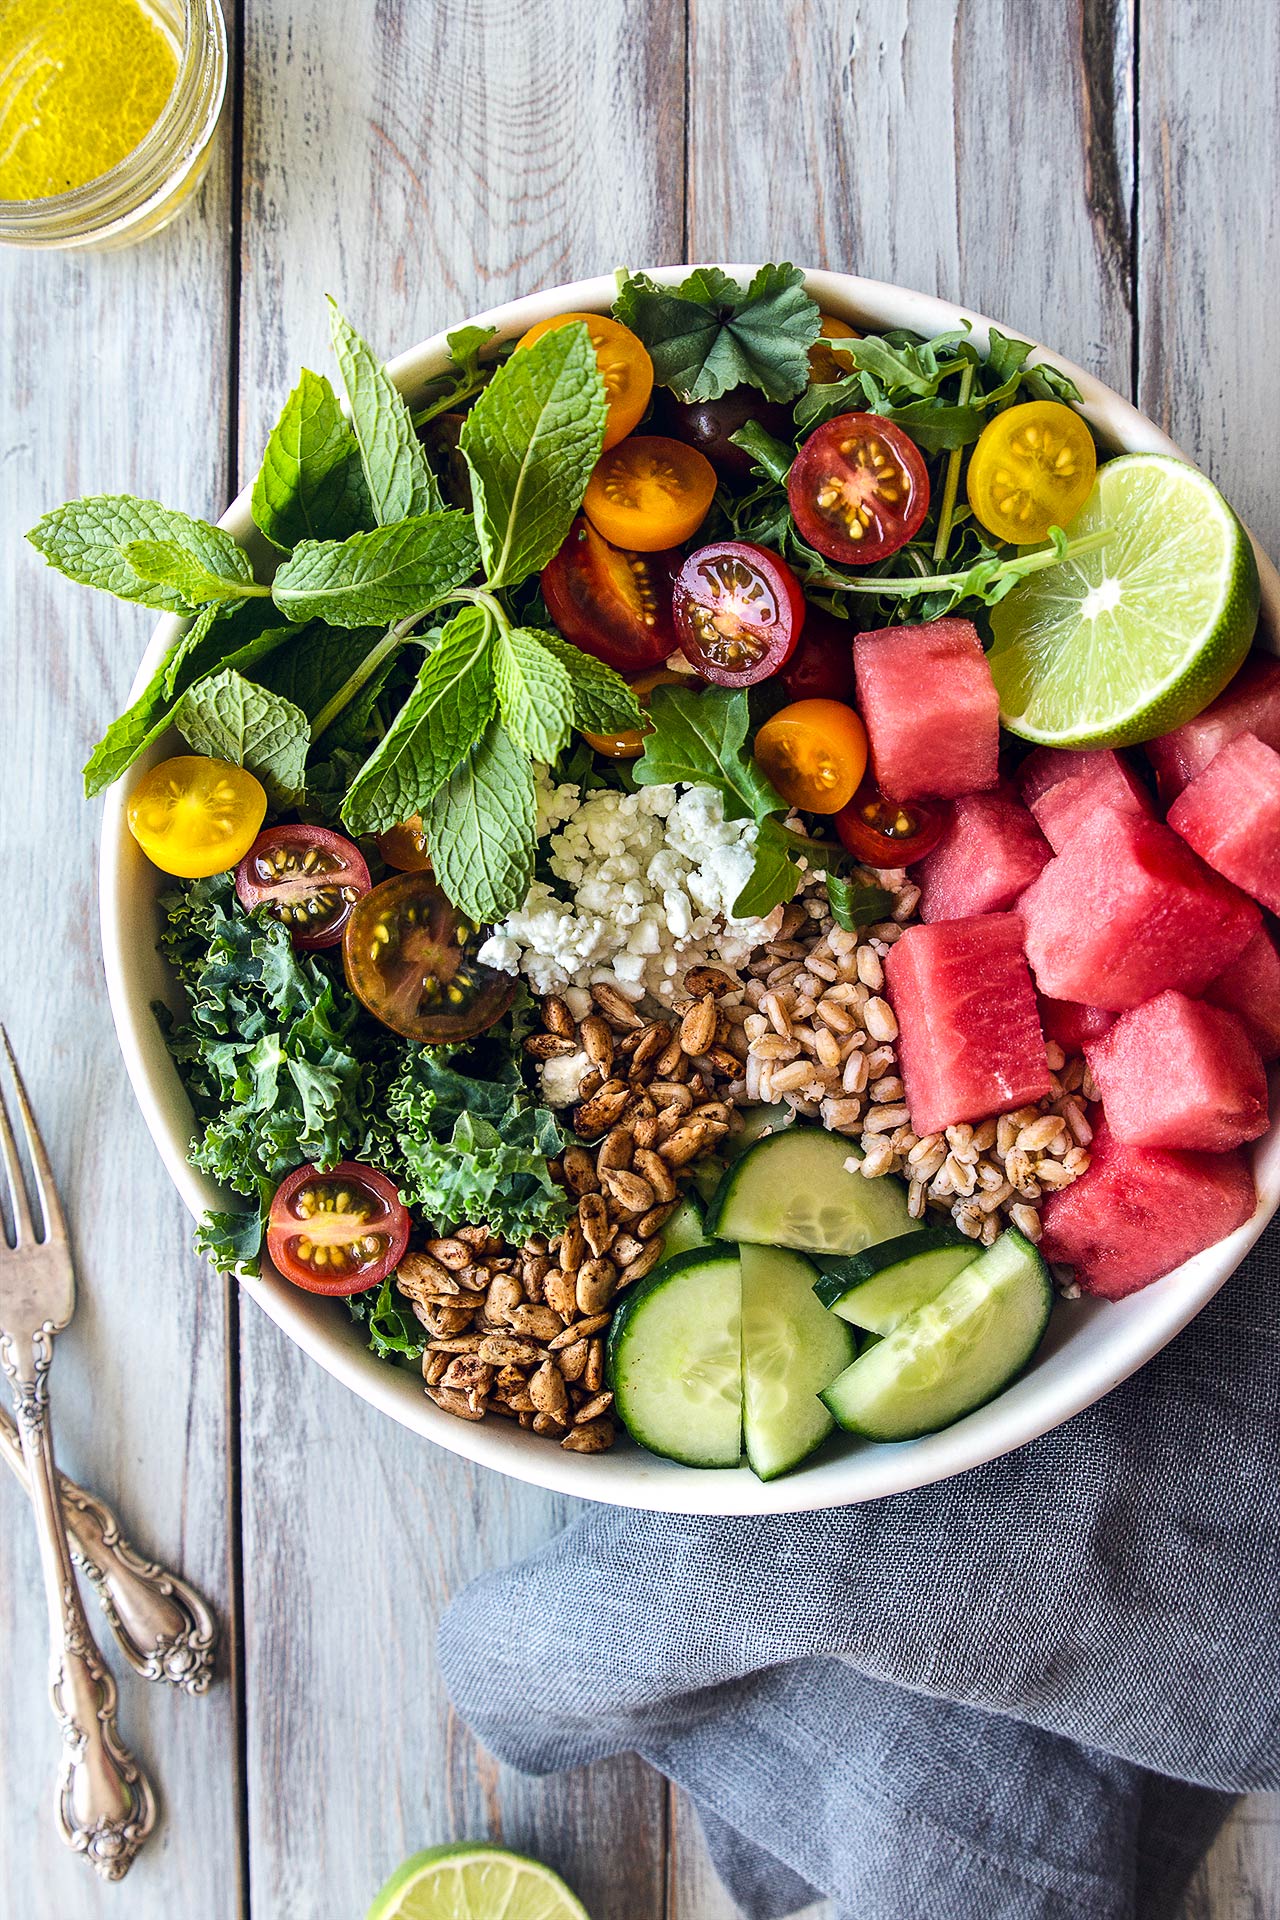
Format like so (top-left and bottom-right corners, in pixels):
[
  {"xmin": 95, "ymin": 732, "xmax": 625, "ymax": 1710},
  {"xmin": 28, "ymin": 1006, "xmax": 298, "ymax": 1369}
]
[
  {"xmin": 834, "ymin": 778, "xmax": 945, "ymax": 867},
  {"xmin": 656, "ymin": 388, "xmax": 795, "ymax": 480},
  {"xmin": 266, "ymin": 1162, "xmax": 409, "ymax": 1295},
  {"xmin": 673, "ymin": 541, "xmax": 805, "ymax": 687},
  {"xmin": 541, "ymin": 517, "xmax": 680, "ymax": 674},
  {"xmin": 788, "ymin": 413, "xmax": 930, "ymax": 565},
  {"xmin": 780, "ymin": 606, "xmax": 858, "ymax": 704},
  {"xmin": 235, "ymin": 826, "xmax": 371, "ymax": 950}
]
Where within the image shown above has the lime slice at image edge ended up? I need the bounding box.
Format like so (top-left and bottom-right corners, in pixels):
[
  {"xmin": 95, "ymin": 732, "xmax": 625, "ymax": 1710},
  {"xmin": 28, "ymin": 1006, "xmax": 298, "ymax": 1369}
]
[
  {"xmin": 368, "ymin": 1843, "xmax": 592, "ymax": 1920},
  {"xmin": 987, "ymin": 452, "xmax": 1261, "ymax": 747}
]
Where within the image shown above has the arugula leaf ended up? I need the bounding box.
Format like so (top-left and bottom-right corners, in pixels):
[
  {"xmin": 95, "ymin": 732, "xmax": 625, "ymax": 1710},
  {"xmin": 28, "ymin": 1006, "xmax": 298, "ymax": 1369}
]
[
  {"xmin": 614, "ymin": 265, "xmax": 821, "ymax": 403},
  {"xmin": 633, "ymin": 684, "xmax": 783, "ymax": 821},
  {"xmin": 420, "ymin": 718, "xmax": 537, "ymax": 922},
  {"xmin": 534, "ymin": 629, "xmax": 643, "ymax": 734},
  {"xmin": 174, "ymin": 668, "xmax": 310, "ymax": 807},
  {"xmin": 346, "ymin": 1278, "xmax": 427, "ymax": 1362},
  {"xmin": 460, "ymin": 322, "xmax": 607, "ymax": 587},
  {"xmin": 251, "ymin": 367, "xmax": 374, "ymax": 551},
  {"xmin": 412, "ymin": 324, "xmax": 501, "ymax": 431},
  {"xmin": 28, "ymin": 496, "xmax": 256, "ymax": 613},
  {"xmin": 494, "ymin": 626, "xmax": 575, "ymax": 762},
  {"xmin": 340, "ymin": 605, "xmax": 497, "ymax": 835},
  {"xmin": 826, "ymin": 871, "xmax": 896, "ymax": 932},
  {"xmin": 121, "ymin": 537, "xmax": 266, "ymax": 608},
  {"xmin": 731, "ymin": 815, "xmax": 803, "ymax": 918},
  {"xmin": 328, "ymin": 300, "xmax": 442, "ymax": 523},
  {"xmin": 270, "ymin": 510, "xmax": 480, "ymax": 626}
]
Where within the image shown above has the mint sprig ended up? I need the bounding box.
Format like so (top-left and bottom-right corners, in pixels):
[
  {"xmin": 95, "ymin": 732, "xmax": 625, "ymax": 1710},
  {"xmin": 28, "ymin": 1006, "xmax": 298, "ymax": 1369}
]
[
  {"xmin": 269, "ymin": 510, "xmax": 481, "ymax": 626},
  {"xmin": 174, "ymin": 668, "xmax": 310, "ymax": 809},
  {"xmin": 327, "ymin": 299, "xmax": 441, "ymax": 522},
  {"xmin": 251, "ymin": 367, "xmax": 374, "ymax": 551},
  {"xmin": 421, "ymin": 719, "xmax": 538, "ymax": 924},
  {"xmin": 28, "ymin": 497, "xmax": 261, "ymax": 614}
]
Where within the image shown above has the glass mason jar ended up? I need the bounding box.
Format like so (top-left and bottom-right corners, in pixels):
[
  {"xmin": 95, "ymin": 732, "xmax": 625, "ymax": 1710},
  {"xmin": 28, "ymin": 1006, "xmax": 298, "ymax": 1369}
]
[{"xmin": 0, "ymin": 0, "xmax": 227, "ymax": 252}]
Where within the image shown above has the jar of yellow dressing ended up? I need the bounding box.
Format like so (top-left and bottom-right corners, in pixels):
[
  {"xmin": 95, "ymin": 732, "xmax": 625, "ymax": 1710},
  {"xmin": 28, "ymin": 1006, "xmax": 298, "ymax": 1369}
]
[{"xmin": 0, "ymin": 0, "xmax": 226, "ymax": 250}]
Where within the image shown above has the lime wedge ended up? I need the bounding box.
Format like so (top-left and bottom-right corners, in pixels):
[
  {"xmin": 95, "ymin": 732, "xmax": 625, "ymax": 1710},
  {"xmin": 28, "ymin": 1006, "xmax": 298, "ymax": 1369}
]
[
  {"xmin": 367, "ymin": 1844, "xmax": 591, "ymax": 1920},
  {"xmin": 987, "ymin": 453, "xmax": 1260, "ymax": 746}
]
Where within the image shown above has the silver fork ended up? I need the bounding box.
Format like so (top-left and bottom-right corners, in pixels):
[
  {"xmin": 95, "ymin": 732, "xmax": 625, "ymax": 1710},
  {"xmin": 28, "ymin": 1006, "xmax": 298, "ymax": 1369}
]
[{"xmin": 0, "ymin": 1029, "xmax": 157, "ymax": 1880}]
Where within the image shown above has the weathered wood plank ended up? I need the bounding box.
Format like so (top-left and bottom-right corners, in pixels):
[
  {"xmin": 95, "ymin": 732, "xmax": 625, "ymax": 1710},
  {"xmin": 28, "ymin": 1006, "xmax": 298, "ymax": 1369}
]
[
  {"xmin": 0, "ymin": 89, "xmax": 242, "ymax": 1920},
  {"xmin": 235, "ymin": 3, "xmax": 684, "ymax": 1915}
]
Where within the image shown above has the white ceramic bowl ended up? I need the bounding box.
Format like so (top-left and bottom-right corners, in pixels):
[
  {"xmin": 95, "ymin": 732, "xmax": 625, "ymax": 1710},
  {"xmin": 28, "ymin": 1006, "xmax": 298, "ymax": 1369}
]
[{"xmin": 99, "ymin": 267, "xmax": 1280, "ymax": 1514}]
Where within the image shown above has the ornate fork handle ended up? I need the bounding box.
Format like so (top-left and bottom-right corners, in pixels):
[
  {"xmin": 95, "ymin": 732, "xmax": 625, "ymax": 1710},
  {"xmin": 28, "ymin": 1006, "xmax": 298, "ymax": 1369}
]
[
  {"xmin": 0, "ymin": 1405, "xmax": 217, "ymax": 1694},
  {"xmin": 2, "ymin": 1325, "xmax": 157, "ymax": 1880}
]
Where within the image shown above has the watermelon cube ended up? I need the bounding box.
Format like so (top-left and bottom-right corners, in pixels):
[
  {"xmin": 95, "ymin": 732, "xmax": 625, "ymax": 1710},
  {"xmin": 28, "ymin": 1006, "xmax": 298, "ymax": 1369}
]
[
  {"xmin": 1039, "ymin": 1123, "xmax": 1256, "ymax": 1299},
  {"xmin": 915, "ymin": 791, "xmax": 1051, "ymax": 922},
  {"xmin": 1086, "ymin": 990, "xmax": 1268, "ymax": 1151},
  {"xmin": 1167, "ymin": 732, "xmax": 1280, "ymax": 914},
  {"xmin": 1016, "ymin": 746, "xmax": 1154, "ymax": 852},
  {"xmin": 1204, "ymin": 923, "xmax": 1280, "ymax": 1061},
  {"xmin": 852, "ymin": 617, "xmax": 1000, "ymax": 802},
  {"xmin": 1147, "ymin": 652, "xmax": 1280, "ymax": 800},
  {"xmin": 1037, "ymin": 996, "xmax": 1115, "ymax": 1052},
  {"xmin": 1019, "ymin": 805, "xmax": 1260, "ymax": 1008},
  {"xmin": 884, "ymin": 914, "xmax": 1051, "ymax": 1135}
]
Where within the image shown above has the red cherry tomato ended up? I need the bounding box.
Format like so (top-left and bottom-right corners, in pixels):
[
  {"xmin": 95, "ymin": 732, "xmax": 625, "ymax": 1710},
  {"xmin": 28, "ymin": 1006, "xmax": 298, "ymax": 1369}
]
[
  {"xmin": 780, "ymin": 607, "xmax": 858, "ymax": 703},
  {"xmin": 266, "ymin": 1162, "xmax": 409, "ymax": 1295},
  {"xmin": 834, "ymin": 778, "xmax": 945, "ymax": 867},
  {"xmin": 234, "ymin": 826, "xmax": 371, "ymax": 950},
  {"xmin": 673, "ymin": 542, "xmax": 805, "ymax": 687},
  {"xmin": 541, "ymin": 517, "xmax": 679, "ymax": 674},
  {"xmin": 788, "ymin": 412, "xmax": 930, "ymax": 565}
]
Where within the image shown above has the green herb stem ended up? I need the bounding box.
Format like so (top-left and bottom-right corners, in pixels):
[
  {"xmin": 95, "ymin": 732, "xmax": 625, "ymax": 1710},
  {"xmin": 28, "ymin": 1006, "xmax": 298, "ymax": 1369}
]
[
  {"xmin": 932, "ymin": 361, "xmax": 976, "ymax": 562},
  {"xmin": 727, "ymin": 420, "xmax": 795, "ymax": 485},
  {"xmin": 411, "ymin": 374, "xmax": 487, "ymax": 430},
  {"xmin": 310, "ymin": 618, "xmax": 411, "ymax": 742},
  {"xmin": 827, "ymin": 526, "xmax": 1110, "ymax": 599}
]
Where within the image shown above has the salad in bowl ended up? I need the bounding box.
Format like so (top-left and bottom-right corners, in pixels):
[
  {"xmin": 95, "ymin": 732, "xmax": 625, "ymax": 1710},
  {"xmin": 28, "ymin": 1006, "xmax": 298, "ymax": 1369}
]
[{"xmin": 33, "ymin": 264, "xmax": 1279, "ymax": 1503}]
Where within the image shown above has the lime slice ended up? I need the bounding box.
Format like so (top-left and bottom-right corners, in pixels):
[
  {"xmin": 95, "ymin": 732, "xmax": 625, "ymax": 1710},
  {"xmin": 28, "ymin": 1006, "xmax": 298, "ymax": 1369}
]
[
  {"xmin": 367, "ymin": 1844, "xmax": 591, "ymax": 1920},
  {"xmin": 987, "ymin": 453, "xmax": 1260, "ymax": 746}
]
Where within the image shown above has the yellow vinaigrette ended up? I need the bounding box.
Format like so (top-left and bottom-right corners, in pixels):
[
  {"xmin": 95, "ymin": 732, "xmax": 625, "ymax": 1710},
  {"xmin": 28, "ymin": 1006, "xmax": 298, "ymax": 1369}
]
[{"xmin": 0, "ymin": 0, "xmax": 178, "ymax": 202}]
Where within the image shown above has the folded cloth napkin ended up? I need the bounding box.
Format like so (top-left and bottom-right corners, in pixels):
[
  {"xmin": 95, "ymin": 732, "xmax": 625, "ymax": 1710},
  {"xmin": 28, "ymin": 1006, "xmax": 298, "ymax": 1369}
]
[{"xmin": 439, "ymin": 1231, "xmax": 1280, "ymax": 1920}]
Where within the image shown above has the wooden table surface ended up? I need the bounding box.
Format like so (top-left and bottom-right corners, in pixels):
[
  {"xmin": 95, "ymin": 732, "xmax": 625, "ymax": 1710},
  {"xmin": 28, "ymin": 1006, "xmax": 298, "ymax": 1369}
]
[{"xmin": 2, "ymin": 2, "xmax": 1278, "ymax": 1914}]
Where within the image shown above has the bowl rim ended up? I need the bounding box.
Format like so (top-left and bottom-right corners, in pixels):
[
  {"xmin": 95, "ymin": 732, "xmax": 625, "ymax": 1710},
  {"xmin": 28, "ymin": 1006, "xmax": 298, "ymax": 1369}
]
[{"xmin": 98, "ymin": 264, "xmax": 1280, "ymax": 1514}]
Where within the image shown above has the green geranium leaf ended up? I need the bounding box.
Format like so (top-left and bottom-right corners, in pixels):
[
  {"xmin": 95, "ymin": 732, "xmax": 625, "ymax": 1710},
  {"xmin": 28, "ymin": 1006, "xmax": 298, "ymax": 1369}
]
[{"xmin": 614, "ymin": 264, "xmax": 821, "ymax": 404}]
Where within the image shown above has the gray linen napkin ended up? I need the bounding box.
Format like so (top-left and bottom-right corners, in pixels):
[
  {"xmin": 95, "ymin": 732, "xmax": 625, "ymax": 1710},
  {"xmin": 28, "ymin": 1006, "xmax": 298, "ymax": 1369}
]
[{"xmin": 439, "ymin": 1232, "xmax": 1280, "ymax": 1920}]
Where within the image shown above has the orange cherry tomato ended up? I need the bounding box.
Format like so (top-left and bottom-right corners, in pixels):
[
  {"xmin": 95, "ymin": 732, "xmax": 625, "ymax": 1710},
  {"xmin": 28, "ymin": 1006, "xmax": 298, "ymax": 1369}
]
[
  {"xmin": 516, "ymin": 312, "xmax": 653, "ymax": 451},
  {"xmin": 580, "ymin": 668, "xmax": 690, "ymax": 759},
  {"xmin": 754, "ymin": 698, "xmax": 869, "ymax": 815},
  {"xmin": 809, "ymin": 312, "xmax": 860, "ymax": 384},
  {"xmin": 583, "ymin": 436, "xmax": 718, "ymax": 551},
  {"xmin": 376, "ymin": 814, "xmax": 432, "ymax": 871}
]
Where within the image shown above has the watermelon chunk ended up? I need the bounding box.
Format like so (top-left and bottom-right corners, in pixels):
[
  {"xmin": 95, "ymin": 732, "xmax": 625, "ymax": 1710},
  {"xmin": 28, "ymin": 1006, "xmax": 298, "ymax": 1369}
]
[
  {"xmin": 1167, "ymin": 732, "xmax": 1280, "ymax": 913},
  {"xmin": 884, "ymin": 914, "xmax": 1050, "ymax": 1135},
  {"xmin": 1037, "ymin": 996, "xmax": 1115, "ymax": 1052},
  {"xmin": 1016, "ymin": 746, "xmax": 1154, "ymax": 852},
  {"xmin": 1147, "ymin": 652, "xmax": 1280, "ymax": 801},
  {"xmin": 1204, "ymin": 923, "xmax": 1280, "ymax": 1061},
  {"xmin": 1019, "ymin": 805, "xmax": 1260, "ymax": 1008},
  {"xmin": 1086, "ymin": 991, "xmax": 1268, "ymax": 1151},
  {"xmin": 1039, "ymin": 1123, "xmax": 1256, "ymax": 1299},
  {"xmin": 852, "ymin": 617, "xmax": 1000, "ymax": 802},
  {"xmin": 915, "ymin": 791, "xmax": 1051, "ymax": 922}
]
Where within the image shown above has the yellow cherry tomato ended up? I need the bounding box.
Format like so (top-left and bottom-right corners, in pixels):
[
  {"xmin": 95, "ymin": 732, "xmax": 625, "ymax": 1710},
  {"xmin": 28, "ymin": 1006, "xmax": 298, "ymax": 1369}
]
[
  {"xmin": 966, "ymin": 400, "xmax": 1097, "ymax": 545},
  {"xmin": 375, "ymin": 814, "xmax": 431, "ymax": 871},
  {"xmin": 127, "ymin": 755, "xmax": 267, "ymax": 878},
  {"xmin": 580, "ymin": 667, "xmax": 690, "ymax": 759},
  {"xmin": 808, "ymin": 312, "xmax": 860, "ymax": 384},
  {"xmin": 754, "ymin": 698, "xmax": 869, "ymax": 815},
  {"xmin": 583, "ymin": 436, "xmax": 718, "ymax": 551},
  {"xmin": 516, "ymin": 311, "xmax": 654, "ymax": 450}
]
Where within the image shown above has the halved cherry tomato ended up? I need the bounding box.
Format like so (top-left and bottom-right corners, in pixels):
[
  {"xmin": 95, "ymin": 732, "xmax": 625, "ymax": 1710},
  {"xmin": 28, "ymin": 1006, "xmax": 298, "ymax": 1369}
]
[
  {"xmin": 127, "ymin": 755, "xmax": 267, "ymax": 878},
  {"xmin": 266, "ymin": 1162, "xmax": 409, "ymax": 1295},
  {"xmin": 966, "ymin": 400, "xmax": 1097, "ymax": 545},
  {"xmin": 673, "ymin": 542, "xmax": 805, "ymax": 686},
  {"xmin": 835, "ymin": 777, "xmax": 945, "ymax": 867},
  {"xmin": 376, "ymin": 815, "xmax": 431, "ymax": 872},
  {"xmin": 788, "ymin": 413, "xmax": 930, "ymax": 565},
  {"xmin": 657, "ymin": 388, "xmax": 795, "ymax": 479},
  {"xmin": 580, "ymin": 667, "xmax": 690, "ymax": 758},
  {"xmin": 235, "ymin": 825, "xmax": 371, "ymax": 950},
  {"xmin": 808, "ymin": 313, "xmax": 860, "ymax": 385},
  {"xmin": 780, "ymin": 607, "xmax": 858, "ymax": 703},
  {"xmin": 516, "ymin": 312, "xmax": 653, "ymax": 450},
  {"xmin": 542, "ymin": 517, "xmax": 679, "ymax": 674},
  {"xmin": 342, "ymin": 871, "xmax": 516, "ymax": 1044},
  {"xmin": 755, "ymin": 699, "xmax": 868, "ymax": 815},
  {"xmin": 583, "ymin": 436, "xmax": 718, "ymax": 551}
]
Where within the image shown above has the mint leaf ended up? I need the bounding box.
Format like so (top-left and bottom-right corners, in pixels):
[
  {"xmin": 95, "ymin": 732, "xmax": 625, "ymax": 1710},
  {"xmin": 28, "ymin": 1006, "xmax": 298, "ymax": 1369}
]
[
  {"xmin": 494, "ymin": 626, "xmax": 574, "ymax": 762},
  {"xmin": 251, "ymin": 368, "xmax": 374, "ymax": 551},
  {"xmin": 534, "ymin": 630, "xmax": 643, "ymax": 734},
  {"xmin": 732, "ymin": 816, "xmax": 803, "ymax": 918},
  {"xmin": 174, "ymin": 668, "xmax": 310, "ymax": 807},
  {"xmin": 270, "ymin": 510, "xmax": 480, "ymax": 626},
  {"xmin": 121, "ymin": 537, "xmax": 264, "ymax": 608},
  {"xmin": 460, "ymin": 322, "xmax": 607, "ymax": 588},
  {"xmin": 328, "ymin": 301, "xmax": 441, "ymax": 523},
  {"xmin": 341, "ymin": 605, "xmax": 497, "ymax": 835},
  {"xmin": 420, "ymin": 719, "xmax": 536, "ymax": 922},
  {"xmin": 28, "ymin": 496, "xmax": 254, "ymax": 613},
  {"xmin": 614, "ymin": 265, "xmax": 821, "ymax": 404},
  {"xmin": 633, "ymin": 685, "xmax": 782, "ymax": 822}
]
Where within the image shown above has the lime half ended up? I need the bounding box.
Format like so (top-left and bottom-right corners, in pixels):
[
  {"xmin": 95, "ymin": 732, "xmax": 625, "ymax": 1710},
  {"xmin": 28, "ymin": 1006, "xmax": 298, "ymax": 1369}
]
[
  {"xmin": 987, "ymin": 453, "xmax": 1260, "ymax": 746},
  {"xmin": 368, "ymin": 1844, "xmax": 591, "ymax": 1920}
]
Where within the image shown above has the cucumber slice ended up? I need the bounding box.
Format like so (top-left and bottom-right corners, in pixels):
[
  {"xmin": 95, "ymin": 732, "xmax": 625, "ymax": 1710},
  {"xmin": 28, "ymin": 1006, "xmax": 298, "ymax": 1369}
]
[
  {"xmin": 724, "ymin": 1102, "xmax": 794, "ymax": 1162},
  {"xmin": 740, "ymin": 1244, "xmax": 856, "ymax": 1480},
  {"xmin": 659, "ymin": 1194, "xmax": 709, "ymax": 1259},
  {"xmin": 707, "ymin": 1126, "xmax": 916, "ymax": 1256},
  {"xmin": 606, "ymin": 1244, "xmax": 742, "ymax": 1467},
  {"xmin": 821, "ymin": 1228, "xmax": 1052, "ymax": 1441},
  {"xmin": 814, "ymin": 1227, "xmax": 980, "ymax": 1334},
  {"xmin": 690, "ymin": 1155, "xmax": 725, "ymax": 1207}
]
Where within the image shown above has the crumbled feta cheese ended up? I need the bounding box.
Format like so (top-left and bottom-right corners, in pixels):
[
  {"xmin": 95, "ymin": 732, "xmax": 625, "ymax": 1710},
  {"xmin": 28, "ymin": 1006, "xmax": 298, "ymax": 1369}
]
[{"xmin": 538, "ymin": 1047, "xmax": 592, "ymax": 1108}]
